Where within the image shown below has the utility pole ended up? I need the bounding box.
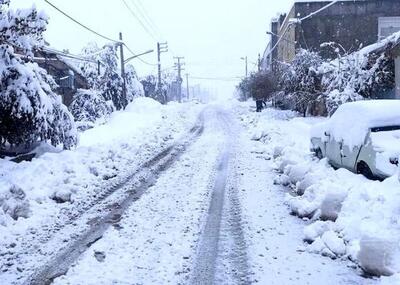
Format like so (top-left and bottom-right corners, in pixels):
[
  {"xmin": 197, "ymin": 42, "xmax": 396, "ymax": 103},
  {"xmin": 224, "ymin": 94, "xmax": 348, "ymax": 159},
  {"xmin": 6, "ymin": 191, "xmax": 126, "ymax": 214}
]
[
  {"xmin": 174, "ymin": 56, "xmax": 185, "ymax": 103},
  {"xmin": 119, "ymin": 32, "xmax": 127, "ymax": 101},
  {"xmin": 185, "ymin": 73, "xmax": 190, "ymax": 101},
  {"xmin": 258, "ymin": 53, "xmax": 262, "ymax": 72},
  {"xmin": 157, "ymin": 42, "xmax": 168, "ymax": 90}
]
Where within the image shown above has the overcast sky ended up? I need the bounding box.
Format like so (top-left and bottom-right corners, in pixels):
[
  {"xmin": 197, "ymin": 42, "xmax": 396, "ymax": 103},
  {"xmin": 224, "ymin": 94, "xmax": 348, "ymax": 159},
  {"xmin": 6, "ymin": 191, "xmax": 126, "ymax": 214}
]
[{"xmin": 11, "ymin": 0, "xmax": 295, "ymax": 99}]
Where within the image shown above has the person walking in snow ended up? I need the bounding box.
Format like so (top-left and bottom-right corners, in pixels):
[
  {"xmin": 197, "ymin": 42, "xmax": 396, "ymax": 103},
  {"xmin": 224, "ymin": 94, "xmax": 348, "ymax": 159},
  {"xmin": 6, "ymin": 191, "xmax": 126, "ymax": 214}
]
[{"xmin": 256, "ymin": 99, "xmax": 267, "ymax": 112}]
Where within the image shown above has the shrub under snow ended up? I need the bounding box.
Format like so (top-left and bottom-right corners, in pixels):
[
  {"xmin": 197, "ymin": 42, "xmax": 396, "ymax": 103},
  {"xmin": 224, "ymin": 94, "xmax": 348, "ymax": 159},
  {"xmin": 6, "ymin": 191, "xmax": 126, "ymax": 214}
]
[
  {"xmin": 0, "ymin": 1, "xmax": 77, "ymax": 150},
  {"xmin": 69, "ymin": 89, "xmax": 113, "ymax": 130}
]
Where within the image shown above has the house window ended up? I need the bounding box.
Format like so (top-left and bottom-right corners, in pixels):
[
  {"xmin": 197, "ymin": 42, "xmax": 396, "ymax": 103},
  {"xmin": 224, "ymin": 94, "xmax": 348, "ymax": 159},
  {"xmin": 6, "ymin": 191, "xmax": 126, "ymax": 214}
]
[
  {"xmin": 379, "ymin": 17, "xmax": 400, "ymax": 41},
  {"xmin": 58, "ymin": 70, "xmax": 75, "ymax": 89}
]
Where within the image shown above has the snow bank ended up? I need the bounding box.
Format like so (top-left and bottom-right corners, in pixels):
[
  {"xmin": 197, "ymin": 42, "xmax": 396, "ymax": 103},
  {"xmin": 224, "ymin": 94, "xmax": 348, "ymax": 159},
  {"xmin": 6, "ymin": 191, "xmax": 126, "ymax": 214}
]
[
  {"xmin": 0, "ymin": 98, "xmax": 202, "ymax": 244},
  {"xmin": 80, "ymin": 97, "xmax": 163, "ymax": 147},
  {"xmin": 237, "ymin": 103, "xmax": 400, "ymax": 281}
]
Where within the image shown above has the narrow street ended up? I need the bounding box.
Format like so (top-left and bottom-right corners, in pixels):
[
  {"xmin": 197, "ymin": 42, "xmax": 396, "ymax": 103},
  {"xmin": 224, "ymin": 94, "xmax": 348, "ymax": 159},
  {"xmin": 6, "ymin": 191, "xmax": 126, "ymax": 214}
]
[
  {"xmin": 3, "ymin": 1, "xmax": 400, "ymax": 284},
  {"xmin": 6, "ymin": 105, "xmax": 367, "ymax": 285}
]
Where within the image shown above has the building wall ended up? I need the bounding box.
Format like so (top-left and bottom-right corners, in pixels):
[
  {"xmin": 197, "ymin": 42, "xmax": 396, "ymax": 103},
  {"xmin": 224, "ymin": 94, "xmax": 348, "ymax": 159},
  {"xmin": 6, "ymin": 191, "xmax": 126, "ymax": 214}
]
[
  {"xmin": 275, "ymin": 0, "xmax": 400, "ymax": 63},
  {"xmin": 277, "ymin": 7, "xmax": 296, "ymax": 64}
]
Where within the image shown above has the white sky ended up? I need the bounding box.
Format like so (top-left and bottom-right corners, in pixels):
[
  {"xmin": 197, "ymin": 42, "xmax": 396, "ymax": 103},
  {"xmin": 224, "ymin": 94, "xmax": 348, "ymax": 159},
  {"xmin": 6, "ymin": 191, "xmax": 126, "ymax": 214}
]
[{"xmin": 11, "ymin": 0, "xmax": 295, "ymax": 99}]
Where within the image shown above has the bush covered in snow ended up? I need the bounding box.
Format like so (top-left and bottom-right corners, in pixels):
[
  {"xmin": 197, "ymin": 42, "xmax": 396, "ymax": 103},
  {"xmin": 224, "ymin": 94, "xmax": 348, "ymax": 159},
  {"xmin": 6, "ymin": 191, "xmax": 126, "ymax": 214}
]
[
  {"xmin": 125, "ymin": 64, "xmax": 145, "ymax": 101},
  {"xmin": 321, "ymin": 47, "xmax": 395, "ymax": 115},
  {"xmin": 69, "ymin": 89, "xmax": 113, "ymax": 130},
  {"xmin": 236, "ymin": 71, "xmax": 278, "ymax": 102},
  {"xmin": 79, "ymin": 42, "xmax": 143, "ymax": 111},
  {"xmin": 0, "ymin": 1, "xmax": 77, "ymax": 151},
  {"xmin": 238, "ymin": 36, "xmax": 397, "ymax": 117},
  {"xmin": 141, "ymin": 75, "xmax": 168, "ymax": 104}
]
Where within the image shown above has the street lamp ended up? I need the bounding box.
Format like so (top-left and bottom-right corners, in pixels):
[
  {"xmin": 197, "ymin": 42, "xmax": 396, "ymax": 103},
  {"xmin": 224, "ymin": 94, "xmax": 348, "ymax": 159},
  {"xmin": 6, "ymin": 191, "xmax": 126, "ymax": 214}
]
[{"xmin": 124, "ymin": 49, "xmax": 154, "ymax": 64}]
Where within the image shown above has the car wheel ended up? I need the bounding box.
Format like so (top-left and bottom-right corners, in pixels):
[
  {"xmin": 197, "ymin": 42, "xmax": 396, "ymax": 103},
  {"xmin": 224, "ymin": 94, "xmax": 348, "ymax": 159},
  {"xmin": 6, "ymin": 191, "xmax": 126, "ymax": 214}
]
[
  {"xmin": 315, "ymin": 148, "xmax": 323, "ymax": 160},
  {"xmin": 357, "ymin": 161, "xmax": 374, "ymax": 180}
]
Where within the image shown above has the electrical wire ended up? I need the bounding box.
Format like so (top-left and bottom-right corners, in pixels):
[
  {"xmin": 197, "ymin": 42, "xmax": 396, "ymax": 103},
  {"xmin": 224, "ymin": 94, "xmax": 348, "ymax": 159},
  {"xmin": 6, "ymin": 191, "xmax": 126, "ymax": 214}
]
[
  {"xmin": 265, "ymin": 0, "xmax": 340, "ymax": 59},
  {"xmin": 121, "ymin": 0, "xmax": 158, "ymax": 41},
  {"xmin": 42, "ymin": 46, "xmax": 99, "ymax": 63},
  {"xmin": 135, "ymin": 0, "xmax": 164, "ymax": 39},
  {"xmin": 129, "ymin": 0, "xmax": 177, "ymax": 56},
  {"xmin": 129, "ymin": 0, "xmax": 162, "ymax": 40},
  {"xmin": 44, "ymin": 0, "xmax": 121, "ymax": 44},
  {"xmin": 299, "ymin": 0, "xmax": 340, "ymax": 22}
]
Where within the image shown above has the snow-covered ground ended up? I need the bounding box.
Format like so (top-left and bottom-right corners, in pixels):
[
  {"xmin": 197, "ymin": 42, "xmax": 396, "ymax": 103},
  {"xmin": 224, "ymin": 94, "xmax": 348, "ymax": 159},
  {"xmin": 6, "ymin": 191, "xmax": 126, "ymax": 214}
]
[
  {"xmin": 234, "ymin": 101, "xmax": 400, "ymax": 284},
  {"xmin": 3, "ymin": 98, "xmax": 398, "ymax": 285},
  {"xmin": 231, "ymin": 102, "xmax": 369, "ymax": 284},
  {"xmin": 52, "ymin": 107, "xmax": 230, "ymax": 285},
  {"xmin": 0, "ymin": 97, "xmax": 203, "ymax": 283}
]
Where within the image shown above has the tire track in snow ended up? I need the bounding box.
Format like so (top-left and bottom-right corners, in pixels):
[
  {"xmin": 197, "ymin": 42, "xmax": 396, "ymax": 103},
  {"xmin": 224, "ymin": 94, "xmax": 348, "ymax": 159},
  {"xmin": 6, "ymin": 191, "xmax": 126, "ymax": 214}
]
[
  {"xmin": 24, "ymin": 115, "xmax": 205, "ymax": 285},
  {"xmin": 191, "ymin": 111, "xmax": 251, "ymax": 285}
]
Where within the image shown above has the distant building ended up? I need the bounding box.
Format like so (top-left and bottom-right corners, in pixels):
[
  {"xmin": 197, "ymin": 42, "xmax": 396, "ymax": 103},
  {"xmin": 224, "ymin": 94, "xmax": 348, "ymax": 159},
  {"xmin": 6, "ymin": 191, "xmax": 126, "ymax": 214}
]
[
  {"xmin": 34, "ymin": 49, "xmax": 89, "ymax": 106},
  {"xmin": 262, "ymin": 0, "xmax": 400, "ymax": 71}
]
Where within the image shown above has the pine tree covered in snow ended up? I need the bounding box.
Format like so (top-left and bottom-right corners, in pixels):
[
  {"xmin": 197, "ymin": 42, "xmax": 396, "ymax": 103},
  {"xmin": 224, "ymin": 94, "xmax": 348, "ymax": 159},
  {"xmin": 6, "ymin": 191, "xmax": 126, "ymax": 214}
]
[
  {"xmin": 79, "ymin": 42, "xmax": 102, "ymax": 90},
  {"xmin": 98, "ymin": 44, "xmax": 125, "ymax": 110},
  {"xmin": 125, "ymin": 64, "xmax": 144, "ymax": 103},
  {"xmin": 0, "ymin": 1, "xmax": 77, "ymax": 151},
  {"xmin": 79, "ymin": 43, "xmax": 128, "ymax": 110}
]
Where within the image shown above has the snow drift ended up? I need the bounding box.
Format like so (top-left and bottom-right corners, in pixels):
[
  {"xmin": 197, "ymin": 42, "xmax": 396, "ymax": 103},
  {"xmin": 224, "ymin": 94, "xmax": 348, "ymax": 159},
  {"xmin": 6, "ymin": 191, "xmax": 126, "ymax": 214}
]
[
  {"xmin": 0, "ymin": 98, "xmax": 202, "ymax": 246},
  {"xmin": 238, "ymin": 102, "xmax": 400, "ymax": 284}
]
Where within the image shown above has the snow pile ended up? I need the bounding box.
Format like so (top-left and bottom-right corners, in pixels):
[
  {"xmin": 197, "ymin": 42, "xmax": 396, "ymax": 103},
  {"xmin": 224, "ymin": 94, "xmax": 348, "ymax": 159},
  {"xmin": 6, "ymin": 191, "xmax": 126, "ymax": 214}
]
[
  {"xmin": 237, "ymin": 103, "xmax": 400, "ymax": 283},
  {"xmin": 0, "ymin": 98, "xmax": 202, "ymax": 243}
]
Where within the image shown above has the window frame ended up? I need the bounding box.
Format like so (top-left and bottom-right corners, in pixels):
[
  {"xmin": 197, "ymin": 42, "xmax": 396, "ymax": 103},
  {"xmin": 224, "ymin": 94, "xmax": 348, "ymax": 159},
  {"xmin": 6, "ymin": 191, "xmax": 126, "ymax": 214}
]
[{"xmin": 378, "ymin": 17, "xmax": 400, "ymax": 41}]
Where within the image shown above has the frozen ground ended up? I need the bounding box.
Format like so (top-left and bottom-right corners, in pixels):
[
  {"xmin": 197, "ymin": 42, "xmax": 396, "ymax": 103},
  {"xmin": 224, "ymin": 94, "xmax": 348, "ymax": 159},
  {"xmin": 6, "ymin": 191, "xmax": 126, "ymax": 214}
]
[{"xmin": 1, "ymin": 99, "xmax": 391, "ymax": 284}]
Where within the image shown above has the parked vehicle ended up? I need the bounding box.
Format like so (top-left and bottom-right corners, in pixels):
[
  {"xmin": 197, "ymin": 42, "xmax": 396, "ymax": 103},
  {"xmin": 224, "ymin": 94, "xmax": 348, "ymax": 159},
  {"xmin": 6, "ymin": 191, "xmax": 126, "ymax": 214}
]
[{"xmin": 310, "ymin": 100, "xmax": 400, "ymax": 179}]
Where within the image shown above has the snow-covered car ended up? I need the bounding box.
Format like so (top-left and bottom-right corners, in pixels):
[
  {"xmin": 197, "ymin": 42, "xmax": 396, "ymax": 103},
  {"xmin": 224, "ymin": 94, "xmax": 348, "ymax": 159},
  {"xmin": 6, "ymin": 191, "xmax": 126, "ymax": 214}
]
[{"xmin": 310, "ymin": 100, "xmax": 400, "ymax": 179}]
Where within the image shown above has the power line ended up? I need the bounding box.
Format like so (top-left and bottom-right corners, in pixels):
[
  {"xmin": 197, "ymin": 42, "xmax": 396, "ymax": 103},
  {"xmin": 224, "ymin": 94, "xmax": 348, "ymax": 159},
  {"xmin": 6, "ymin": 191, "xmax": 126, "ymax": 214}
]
[
  {"xmin": 129, "ymin": 0, "xmax": 177, "ymax": 56},
  {"xmin": 45, "ymin": 0, "xmax": 162, "ymax": 69},
  {"xmin": 265, "ymin": 0, "xmax": 340, "ymax": 59},
  {"xmin": 299, "ymin": 0, "xmax": 340, "ymax": 22},
  {"xmin": 135, "ymin": 0, "xmax": 164, "ymax": 39},
  {"xmin": 129, "ymin": 0, "xmax": 162, "ymax": 40},
  {"xmin": 44, "ymin": 0, "xmax": 121, "ymax": 44},
  {"xmin": 121, "ymin": 0, "xmax": 158, "ymax": 41},
  {"xmin": 42, "ymin": 46, "xmax": 99, "ymax": 63}
]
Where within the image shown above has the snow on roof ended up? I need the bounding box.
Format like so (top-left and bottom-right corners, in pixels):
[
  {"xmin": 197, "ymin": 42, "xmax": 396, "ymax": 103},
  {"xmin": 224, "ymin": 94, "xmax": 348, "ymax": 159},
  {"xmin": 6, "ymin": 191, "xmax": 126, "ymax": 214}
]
[
  {"xmin": 55, "ymin": 55, "xmax": 85, "ymax": 77},
  {"xmin": 312, "ymin": 100, "xmax": 400, "ymax": 147}
]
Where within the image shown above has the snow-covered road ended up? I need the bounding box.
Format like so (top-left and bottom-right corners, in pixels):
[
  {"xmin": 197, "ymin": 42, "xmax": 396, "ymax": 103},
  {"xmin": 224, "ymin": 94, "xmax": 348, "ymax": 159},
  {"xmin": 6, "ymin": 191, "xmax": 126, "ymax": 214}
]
[
  {"xmin": 2, "ymin": 102, "xmax": 375, "ymax": 285},
  {"xmin": 52, "ymin": 104, "xmax": 369, "ymax": 285}
]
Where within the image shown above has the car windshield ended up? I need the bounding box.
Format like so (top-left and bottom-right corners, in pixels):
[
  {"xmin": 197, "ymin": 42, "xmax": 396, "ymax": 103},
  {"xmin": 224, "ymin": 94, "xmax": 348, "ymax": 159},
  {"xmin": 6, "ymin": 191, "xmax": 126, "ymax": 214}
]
[
  {"xmin": 370, "ymin": 127, "xmax": 400, "ymax": 153},
  {"xmin": 371, "ymin": 126, "xmax": 400, "ymax": 132}
]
